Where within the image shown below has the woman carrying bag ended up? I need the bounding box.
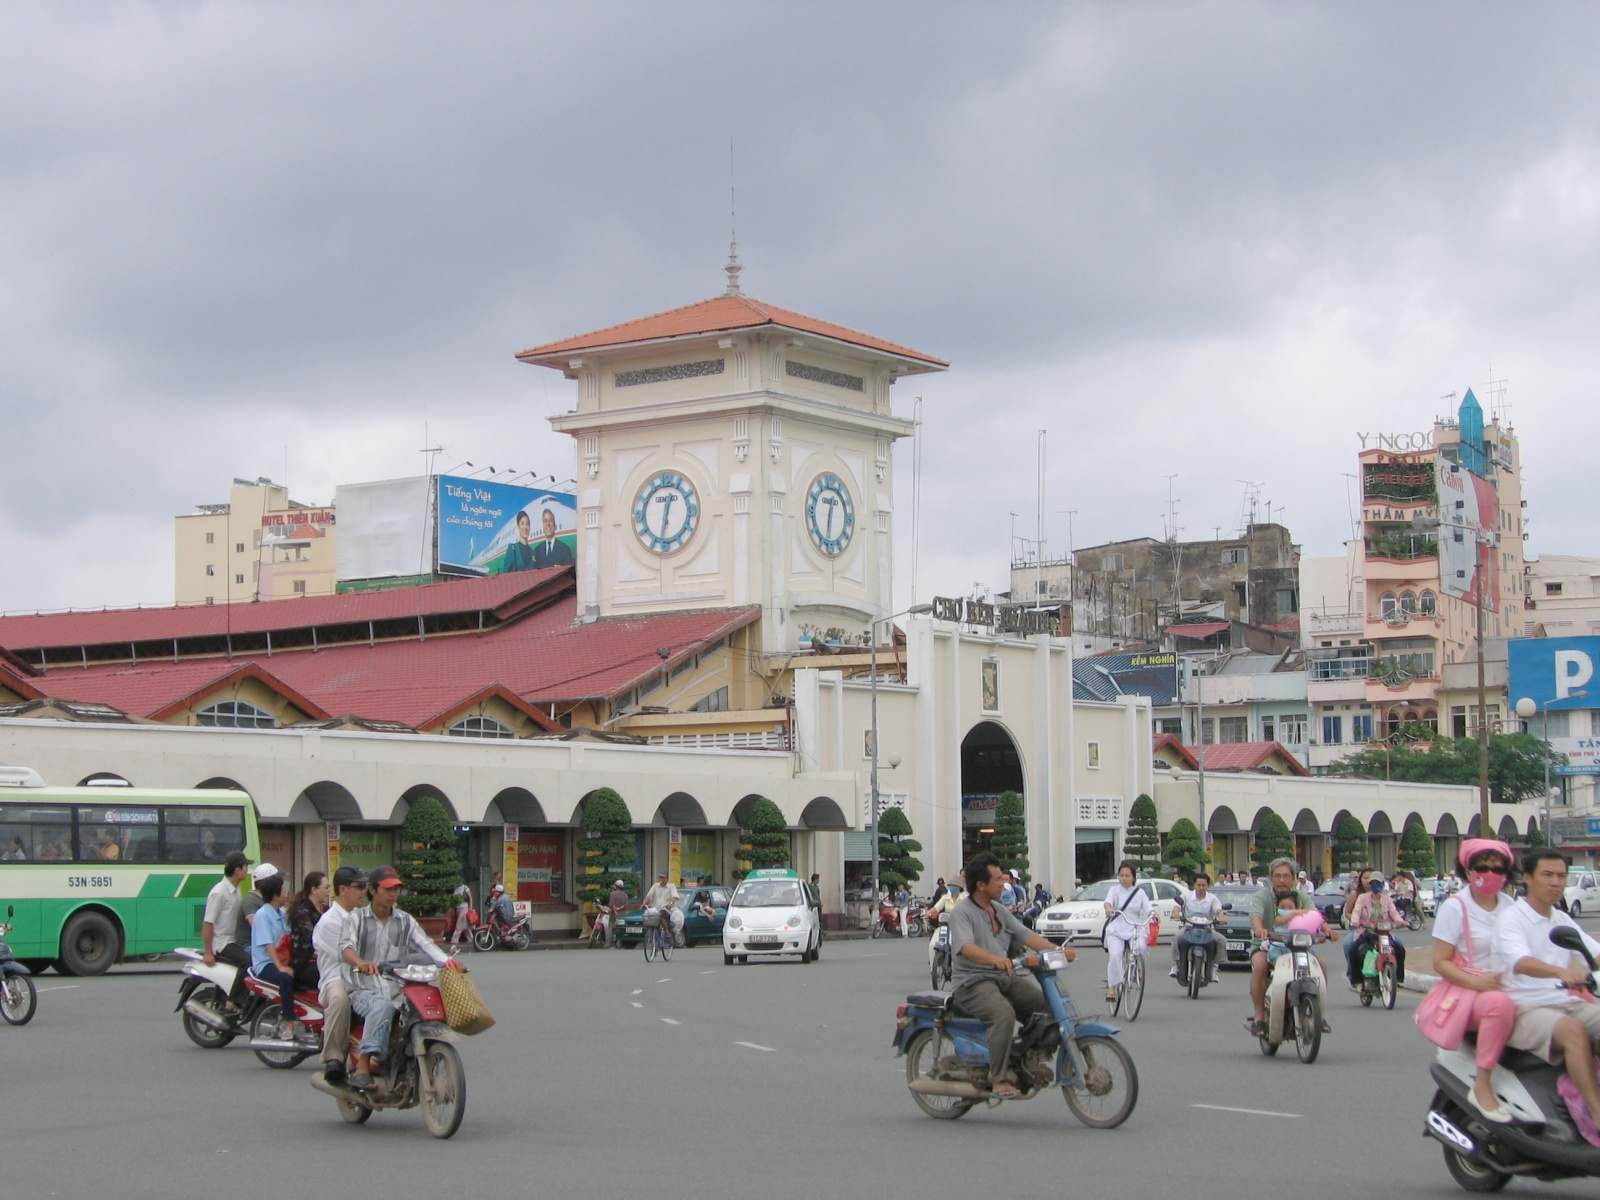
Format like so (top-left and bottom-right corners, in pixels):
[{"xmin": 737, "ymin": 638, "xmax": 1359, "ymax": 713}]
[{"xmin": 1426, "ymin": 838, "xmax": 1518, "ymax": 1124}]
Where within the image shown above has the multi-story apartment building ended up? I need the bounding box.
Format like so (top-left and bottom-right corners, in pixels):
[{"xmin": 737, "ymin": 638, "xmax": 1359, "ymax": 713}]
[
  {"xmin": 174, "ymin": 478, "xmax": 337, "ymax": 605},
  {"xmin": 1524, "ymin": 555, "xmax": 1600, "ymax": 639},
  {"xmin": 1299, "ymin": 544, "xmax": 1380, "ymax": 771},
  {"xmin": 1357, "ymin": 389, "xmax": 1524, "ymax": 740}
]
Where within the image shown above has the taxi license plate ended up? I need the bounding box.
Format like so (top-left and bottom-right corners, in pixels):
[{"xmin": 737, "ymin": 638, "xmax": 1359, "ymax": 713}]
[
  {"xmin": 1226, "ymin": 941, "xmax": 1246, "ymax": 952},
  {"xmin": 749, "ymin": 935, "xmax": 779, "ymax": 945}
]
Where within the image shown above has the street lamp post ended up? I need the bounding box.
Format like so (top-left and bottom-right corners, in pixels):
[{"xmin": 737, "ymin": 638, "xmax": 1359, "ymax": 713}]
[{"xmin": 869, "ymin": 604, "xmax": 932, "ymax": 916}]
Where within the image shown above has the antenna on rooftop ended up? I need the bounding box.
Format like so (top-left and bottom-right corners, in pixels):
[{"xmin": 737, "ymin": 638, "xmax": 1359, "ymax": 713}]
[
  {"xmin": 1487, "ymin": 364, "xmax": 1510, "ymax": 424},
  {"xmin": 724, "ymin": 138, "xmax": 742, "ymax": 297},
  {"xmin": 1162, "ymin": 474, "xmax": 1180, "ymax": 542}
]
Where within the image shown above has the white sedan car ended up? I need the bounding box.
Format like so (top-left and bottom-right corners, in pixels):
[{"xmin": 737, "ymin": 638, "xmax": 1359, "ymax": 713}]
[{"xmin": 1033, "ymin": 878, "xmax": 1186, "ymax": 946}]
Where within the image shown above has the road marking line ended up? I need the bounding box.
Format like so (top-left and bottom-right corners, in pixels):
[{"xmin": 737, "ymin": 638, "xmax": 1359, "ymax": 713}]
[
  {"xmin": 631, "ymin": 1002, "xmax": 643, "ymax": 1008},
  {"xmin": 735, "ymin": 1041, "xmax": 776, "ymax": 1052},
  {"xmin": 699, "ymin": 970, "xmax": 715, "ymax": 975},
  {"xmin": 631, "ymin": 989, "xmax": 643, "ymax": 995},
  {"xmin": 661, "ymin": 1017, "xmax": 681, "ymax": 1025},
  {"xmin": 859, "ymin": 953, "xmax": 883, "ymax": 958},
  {"xmin": 656, "ymin": 978, "xmax": 671, "ymax": 983},
  {"xmin": 1192, "ymin": 1104, "xmax": 1301, "ymax": 1119},
  {"xmin": 35, "ymin": 985, "xmax": 80, "ymax": 993}
]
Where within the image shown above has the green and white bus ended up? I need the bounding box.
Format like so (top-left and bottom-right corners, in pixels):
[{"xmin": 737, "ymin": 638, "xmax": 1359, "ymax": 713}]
[{"xmin": 0, "ymin": 766, "xmax": 261, "ymax": 975}]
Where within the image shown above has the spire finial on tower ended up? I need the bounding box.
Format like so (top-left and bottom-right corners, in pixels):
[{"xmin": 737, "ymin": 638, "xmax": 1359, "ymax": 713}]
[{"xmin": 723, "ymin": 138, "xmax": 742, "ymax": 297}]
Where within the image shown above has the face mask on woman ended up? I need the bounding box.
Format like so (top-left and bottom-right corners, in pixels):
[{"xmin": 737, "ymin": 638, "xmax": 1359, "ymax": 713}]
[{"xmin": 1468, "ymin": 869, "xmax": 1507, "ymax": 899}]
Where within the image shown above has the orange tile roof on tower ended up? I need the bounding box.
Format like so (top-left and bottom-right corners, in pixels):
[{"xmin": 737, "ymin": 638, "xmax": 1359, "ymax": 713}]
[{"xmin": 515, "ymin": 294, "xmax": 948, "ymax": 371}]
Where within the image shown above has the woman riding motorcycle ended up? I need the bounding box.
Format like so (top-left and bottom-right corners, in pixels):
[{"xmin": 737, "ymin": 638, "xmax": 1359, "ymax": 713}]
[{"xmin": 1347, "ymin": 874, "xmax": 1407, "ymax": 987}]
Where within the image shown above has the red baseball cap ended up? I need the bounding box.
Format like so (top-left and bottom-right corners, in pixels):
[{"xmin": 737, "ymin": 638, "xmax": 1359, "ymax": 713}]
[{"xmin": 368, "ymin": 865, "xmax": 403, "ymax": 889}]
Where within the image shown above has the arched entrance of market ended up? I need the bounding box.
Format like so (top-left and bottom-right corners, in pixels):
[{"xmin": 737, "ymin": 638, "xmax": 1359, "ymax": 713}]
[{"xmin": 959, "ymin": 721, "xmax": 1026, "ymax": 873}]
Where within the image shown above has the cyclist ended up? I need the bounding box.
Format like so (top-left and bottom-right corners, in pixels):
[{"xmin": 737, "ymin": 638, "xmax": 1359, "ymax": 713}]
[
  {"xmin": 1102, "ymin": 861, "xmax": 1151, "ymax": 1006},
  {"xmin": 643, "ymin": 870, "xmax": 684, "ymax": 947}
]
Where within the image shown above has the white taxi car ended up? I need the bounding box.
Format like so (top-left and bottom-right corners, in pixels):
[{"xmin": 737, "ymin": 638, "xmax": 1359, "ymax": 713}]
[
  {"xmin": 1567, "ymin": 870, "xmax": 1600, "ymax": 917},
  {"xmin": 1033, "ymin": 877, "xmax": 1184, "ymax": 946},
  {"xmin": 722, "ymin": 869, "xmax": 821, "ymax": 964}
]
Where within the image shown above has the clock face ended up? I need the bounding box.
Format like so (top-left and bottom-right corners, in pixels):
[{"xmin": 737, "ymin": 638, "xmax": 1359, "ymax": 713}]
[
  {"xmin": 806, "ymin": 473, "xmax": 855, "ymax": 557},
  {"xmin": 632, "ymin": 471, "xmax": 699, "ymax": 554}
]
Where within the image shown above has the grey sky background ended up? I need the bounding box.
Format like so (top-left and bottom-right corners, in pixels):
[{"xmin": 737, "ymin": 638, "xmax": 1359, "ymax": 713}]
[{"xmin": 3, "ymin": 2, "xmax": 1597, "ymax": 616}]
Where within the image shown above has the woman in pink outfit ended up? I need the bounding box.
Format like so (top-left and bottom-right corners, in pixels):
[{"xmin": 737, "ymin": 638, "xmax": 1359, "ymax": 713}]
[{"xmin": 1430, "ymin": 837, "xmax": 1518, "ymax": 1124}]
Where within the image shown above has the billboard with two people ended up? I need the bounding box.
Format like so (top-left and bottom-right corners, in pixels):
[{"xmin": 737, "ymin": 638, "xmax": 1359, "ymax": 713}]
[{"xmin": 436, "ymin": 475, "xmax": 577, "ymax": 577}]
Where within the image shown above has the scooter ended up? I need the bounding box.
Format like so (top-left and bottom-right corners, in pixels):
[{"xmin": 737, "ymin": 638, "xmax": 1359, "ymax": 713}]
[
  {"xmin": 240, "ymin": 971, "xmax": 324, "ymax": 1069},
  {"xmin": 1356, "ymin": 920, "xmax": 1400, "ymax": 1010},
  {"xmin": 588, "ymin": 904, "xmax": 620, "ymax": 948},
  {"xmin": 174, "ymin": 946, "xmax": 264, "ymax": 1049},
  {"xmin": 1425, "ymin": 926, "xmax": 1600, "ymax": 1192},
  {"xmin": 894, "ymin": 948, "xmax": 1137, "ymax": 1125},
  {"xmin": 1175, "ymin": 916, "xmax": 1218, "ymax": 999},
  {"xmin": 874, "ymin": 898, "xmax": 925, "ymax": 939},
  {"xmin": 1396, "ymin": 896, "xmax": 1425, "ymax": 932},
  {"xmin": 309, "ymin": 960, "xmax": 467, "ymax": 1139},
  {"xmin": 0, "ymin": 905, "xmax": 37, "ymax": 1026},
  {"xmin": 473, "ymin": 909, "xmax": 532, "ymax": 951},
  {"xmin": 929, "ymin": 917, "xmax": 953, "ymax": 990},
  {"xmin": 1257, "ymin": 928, "xmax": 1329, "ymax": 1064}
]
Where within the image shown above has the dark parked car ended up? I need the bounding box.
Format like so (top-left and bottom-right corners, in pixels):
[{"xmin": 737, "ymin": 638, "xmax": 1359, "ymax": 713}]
[
  {"xmin": 1211, "ymin": 886, "xmax": 1258, "ymax": 966},
  {"xmin": 618, "ymin": 885, "xmax": 732, "ymax": 947},
  {"xmin": 1313, "ymin": 877, "xmax": 1352, "ymax": 928}
]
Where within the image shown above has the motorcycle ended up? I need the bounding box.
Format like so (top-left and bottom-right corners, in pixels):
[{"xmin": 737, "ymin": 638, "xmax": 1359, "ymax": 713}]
[
  {"xmin": 1425, "ymin": 926, "xmax": 1600, "ymax": 1193},
  {"xmin": 1175, "ymin": 916, "xmax": 1218, "ymax": 999},
  {"xmin": 929, "ymin": 917, "xmax": 953, "ymax": 990},
  {"xmin": 588, "ymin": 904, "xmax": 615, "ymax": 948},
  {"xmin": 1257, "ymin": 928, "xmax": 1328, "ymax": 1064},
  {"xmin": 1356, "ymin": 920, "xmax": 1400, "ymax": 1010},
  {"xmin": 894, "ymin": 947, "xmax": 1138, "ymax": 1126},
  {"xmin": 473, "ymin": 908, "xmax": 532, "ymax": 952},
  {"xmin": 873, "ymin": 898, "xmax": 925, "ymax": 939},
  {"xmin": 309, "ymin": 960, "xmax": 467, "ymax": 1139},
  {"xmin": 173, "ymin": 947, "xmax": 320, "ymax": 1066},
  {"xmin": 1396, "ymin": 895, "xmax": 1425, "ymax": 931},
  {"xmin": 1, "ymin": 905, "xmax": 37, "ymax": 1026}
]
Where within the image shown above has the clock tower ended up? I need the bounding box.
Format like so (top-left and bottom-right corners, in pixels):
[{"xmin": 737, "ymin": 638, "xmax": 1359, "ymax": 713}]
[{"xmin": 516, "ymin": 269, "xmax": 947, "ymax": 653}]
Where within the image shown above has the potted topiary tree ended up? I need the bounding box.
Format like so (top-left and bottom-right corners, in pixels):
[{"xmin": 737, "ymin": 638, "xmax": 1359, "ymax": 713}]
[
  {"xmin": 991, "ymin": 791, "xmax": 1029, "ymax": 886},
  {"xmin": 394, "ymin": 794, "xmax": 464, "ymax": 938},
  {"xmin": 1251, "ymin": 812, "xmax": 1295, "ymax": 879},
  {"xmin": 1163, "ymin": 817, "xmax": 1212, "ymax": 884},
  {"xmin": 1125, "ymin": 794, "xmax": 1162, "ymax": 875},
  {"xmin": 1333, "ymin": 813, "xmax": 1369, "ymax": 876},
  {"xmin": 735, "ymin": 797, "xmax": 791, "ymax": 880},
  {"xmin": 577, "ymin": 787, "xmax": 639, "ymax": 912},
  {"xmin": 876, "ymin": 807, "xmax": 924, "ymax": 889}
]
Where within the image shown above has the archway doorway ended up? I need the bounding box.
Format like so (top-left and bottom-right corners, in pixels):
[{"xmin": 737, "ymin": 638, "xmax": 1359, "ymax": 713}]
[{"xmin": 960, "ymin": 721, "xmax": 1024, "ymax": 872}]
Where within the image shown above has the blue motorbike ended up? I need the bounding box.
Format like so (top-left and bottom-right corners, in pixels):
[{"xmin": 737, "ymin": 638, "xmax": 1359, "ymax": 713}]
[
  {"xmin": 1176, "ymin": 916, "xmax": 1219, "ymax": 999},
  {"xmin": 1, "ymin": 904, "xmax": 37, "ymax": 1026},
  {"xmin": 893, "ymin": 947, "xmax": 1138, "ymax": 1125}
]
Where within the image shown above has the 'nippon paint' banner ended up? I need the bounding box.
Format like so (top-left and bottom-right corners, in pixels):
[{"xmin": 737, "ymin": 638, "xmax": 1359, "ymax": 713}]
[{"xmin": 436, "ymin": 476, "xmax": 577, "ymax": 577}]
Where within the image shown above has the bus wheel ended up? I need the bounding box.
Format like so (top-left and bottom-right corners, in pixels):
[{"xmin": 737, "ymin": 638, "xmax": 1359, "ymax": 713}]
[{"xmin": 60, "ymin": 912, "xmax": 119, "ymax": 976}]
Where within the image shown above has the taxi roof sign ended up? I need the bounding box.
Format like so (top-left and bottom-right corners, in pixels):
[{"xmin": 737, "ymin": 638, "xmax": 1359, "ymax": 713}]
[{"xmin": 743, "ymin": 868, "xmax": 799, "ymax": 880}]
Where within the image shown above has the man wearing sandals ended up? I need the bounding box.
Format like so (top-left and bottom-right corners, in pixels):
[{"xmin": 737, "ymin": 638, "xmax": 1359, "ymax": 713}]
[
  {"xmin": 1247, "ymin": 857, "xmax": 1333, "ymax": 1038},
  {"xmin": 948, "ymin": 852, "xmax": 1073, "ymax": 1100}
]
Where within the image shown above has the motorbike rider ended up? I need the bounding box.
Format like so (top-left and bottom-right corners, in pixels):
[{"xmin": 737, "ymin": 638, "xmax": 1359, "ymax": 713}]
[
  {"xmin": 643, "ymin": 870, "xmax": 684, "ymax": 946},
  {"xmin": 288, "ymin": 871, "xmax": 329, "ymax": 992},
  {"xmin": 247, "ymin": 874, "xmax": 308, "ymax": 1042},
  {"xmin": 201, "ymin": 850, "xmax": 253, "ymax": 1009},
  {"xmin": 312, "ymin": 865, "xmax": 367, "ymax": 1085},
  {"xmin": 1496, "ymin": 849, "xmax": 1600, "ymax": 1141},
  {"xmin": 926, "ymin": 882, "xmax": 964, "ymax": 972},
  {"xmin": 487, "ymin": 884, "xmax": 517, "ymax": 936},
  {"xmin": 1347, "ymin": 874, "xmax": 1407, "ymax": 987},
  {"xmin": 338, "ymin": 865, "xmax": 455, "ymax": 1091},
  {"xmin": 1170, "ymin": 872, "xmax": 1226, "ymax": 983},
  {"xmin": 1247, "ymin": 857, "xmax": 1333, "ymax": 1037},
  {"xmin": 947, "ymin": 852, "xmax": 1072, "ymax": 1099}
]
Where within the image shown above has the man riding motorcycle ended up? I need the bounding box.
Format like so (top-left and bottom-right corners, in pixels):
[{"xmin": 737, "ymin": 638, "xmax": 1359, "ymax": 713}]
[
  {"xmin": 1247, "ymin": 857, "xmax": 1332, "ymax": 1037},
  {"xmin": 312, "ymin": 865, "xmax": 368, "ymax": 1084},
  {"xmin": 1170, "ymin": 872, "xmax": 1226, "ymax": 983},
  {"xmin": 947, "ymin": 852, "xmax": 1074, "ymax": 1100}
]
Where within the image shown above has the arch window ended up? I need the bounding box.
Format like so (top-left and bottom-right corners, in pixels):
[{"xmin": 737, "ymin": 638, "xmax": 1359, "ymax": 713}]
[
  {"xmin": 1379, "ymin": 592, "xmax": 1399, "ymax": 623},
  {"xmin": 1419, "ymin": 589, "xmax": 1437, "ymax": 616},
  {"xmin": 1399, "ymin": 590, "xmax": 1418, "ymax": 617},
  {"xmin": 448, "ymin": 716, "xmax": 514, "ymax": 740},
  {"xmin": 196, "ymin": 700, "xmax": 275, "ymax": 729}
]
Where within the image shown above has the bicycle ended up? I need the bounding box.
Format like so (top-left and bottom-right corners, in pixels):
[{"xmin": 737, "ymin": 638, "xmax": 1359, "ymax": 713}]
[
  {"xmin": 1108, "ymin": 917, "xmax": 1147, "ymax": 1021},
  {"xmin": 642, "ymin": 909, "xmax": 675, "ymax": 963}
]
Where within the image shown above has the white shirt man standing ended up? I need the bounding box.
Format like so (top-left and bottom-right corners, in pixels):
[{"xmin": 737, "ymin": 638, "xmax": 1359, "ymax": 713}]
[{"xmin": 312, "ymin": 865, "xmax": 367, "ymax": 1085}]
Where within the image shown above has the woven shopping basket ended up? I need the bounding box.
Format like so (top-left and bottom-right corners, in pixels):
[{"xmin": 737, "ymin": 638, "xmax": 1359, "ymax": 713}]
[{"xmin": 438, "ymin": 967, "xmax": 496, "ymax": 1035}]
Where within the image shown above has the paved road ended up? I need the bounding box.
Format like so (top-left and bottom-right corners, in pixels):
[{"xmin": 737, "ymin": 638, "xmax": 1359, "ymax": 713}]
[{"xmin": 3, "ymin": 934, "xmax": 1587, "ymax": 1199}]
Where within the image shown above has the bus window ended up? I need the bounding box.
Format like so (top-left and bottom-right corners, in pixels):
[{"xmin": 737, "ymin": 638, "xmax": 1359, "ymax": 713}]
[
  {"xmin": 0, "ymin": 803, "xmax": 72, "ymax": 861},
  {"xmin": 76, "ymin": 806, "xmax": 160, "ymax": 863},
  {"xmin": 162, "ymin": 806, "xmax": 246, "ymax": 863}
]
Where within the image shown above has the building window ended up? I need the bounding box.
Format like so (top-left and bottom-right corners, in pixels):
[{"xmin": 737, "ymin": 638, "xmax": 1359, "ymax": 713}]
[
  {"xmin": 1452, "ymin": 705, "xmax": 1467, "ymax": 738},
  {"xmin": 1380, "ymin": 591, "xmax": 1399, "ymax": 623},
  {"xmin": 1276, "ymin": 588, "xmax": 1298, "ymax": 614},
  {"xmin": 1419, "ymin": 590, "xmax": 1437, "ymax": 616},
  {"xmin": 1351, "ymin": 714, "xmax": 1374, "ymax": 741},
  {"xmin": 447, "ymin": 716, "xmax": 513, "ymax": 739},
  {"xmin": 1199, "ymin": 718, "xmax": 1216, "ymax": 745},
  {"xmin": 1154, "ymin": 717, "xmax": 1183, "ymax": 738},
  {"xmin": 1221, "ymin": 547, "xmax": 1245, "ymax": 564},
  {"xmin": 1218, "ymin": 716, "xmax": 1248, "ymax": 743},
  {"xmin": 196, "ymin": 700, "xmax": 275, "ymax": 729},
  {"xmin": 1280, "ymin": 715, "xmax": 1307, "ymax": 744},
  {"xmin": 689, "ymin": 687, "xmax": 729, "ymax": 713},
  {"xmin": 1261, "ymin": 715, "xmax": 1276, "ymax": 742},
  {"xmin": 234, "ymin": 574, "xmax": 244, "ymax": 585},
  {"xmin": 292, "ymin": 580, "xmax": 306, "ymax": 595},
  {"xmin": 235, "ymin": 542, "xmax": 245, "ymax": 554},
  {"xmin": 1547, "ymin": 582, "xmax": 1564, "ymax": 596},
  {"xmin": 1322, "ymin": 715, "xmax": 1344, "ymax": 745},
  {"xmin": 205, "ymin": 564, "xmax": 215, "ymax": 577},
  {"xmin": 1087, "ymin": 741, "xmax": 1101, "ymax": 768},
  {"xmin": 1399, "ymin": 590, "xmax": 1418, "ymax": 617},
  {"xmin": 205, "ymin": 532, "xmax": 215, "ymax": 544}
]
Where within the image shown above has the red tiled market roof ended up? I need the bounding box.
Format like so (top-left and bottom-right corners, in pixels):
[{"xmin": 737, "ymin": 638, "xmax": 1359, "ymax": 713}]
[
  {"xmin": 516, "ymin": 294, "xmax": 948, "ymax": 370},
  {"xmin": 0, "ymin": 570, "xmax": 569, "ymax": 653},
  {"xmin": 1189, "ymin": 742, "xmax": 1310, "ymax": 776}
]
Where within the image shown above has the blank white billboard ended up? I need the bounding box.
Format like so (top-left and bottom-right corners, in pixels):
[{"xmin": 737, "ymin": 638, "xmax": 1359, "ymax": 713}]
[{"xmin": 335, "ymin": 476, "xmax": 433, "ymax": 581}]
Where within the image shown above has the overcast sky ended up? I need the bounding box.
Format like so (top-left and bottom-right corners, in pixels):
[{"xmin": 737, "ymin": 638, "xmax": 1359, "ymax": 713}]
[{"xmin": 3, "ymin": 2, "xmax": 1597, "ymax": 617}]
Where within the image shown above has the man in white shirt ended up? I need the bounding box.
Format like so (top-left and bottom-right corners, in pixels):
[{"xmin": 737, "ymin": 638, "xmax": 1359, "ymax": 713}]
[
  {"xmin": 644, "ymin": 870, "xmax": 684, "ymax": 944},
  {"xmin": 1498, "ymin": 850, "xmax": 1600, "ymax": 1124},
  {"xmin": 1169, "ymin": 873, "xmax": 1226, "ymax": 982},
  {"xmin": 201, "ymin": 851, "xmax": 252, "ymax": 1007},
  {"xmin": 312, "ymin": 866, "xmax": 367, "ymax": 1084}
]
